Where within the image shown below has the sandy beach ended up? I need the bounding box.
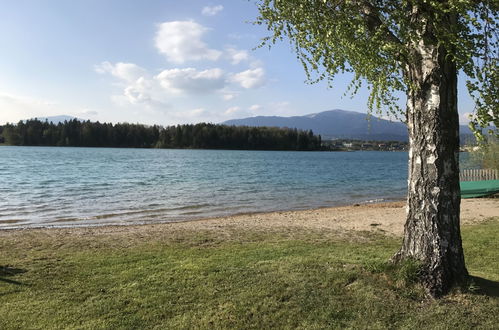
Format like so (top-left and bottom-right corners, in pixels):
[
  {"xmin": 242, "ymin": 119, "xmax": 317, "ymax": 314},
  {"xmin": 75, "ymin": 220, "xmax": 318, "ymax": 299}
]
[
  {"xmin": 1, "ymin": 198, "xmax": 497, "ymax": 240},
  {"xmin": 2, "ymin": 198, "xmax": 498, "ymax": 329}
]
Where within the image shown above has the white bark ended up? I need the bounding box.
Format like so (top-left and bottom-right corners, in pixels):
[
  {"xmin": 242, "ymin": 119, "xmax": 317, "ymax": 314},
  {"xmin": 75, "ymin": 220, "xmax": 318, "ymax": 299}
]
[{"xmin": 394, "ymin": 11, "xmax": 468, "ymax": 297}]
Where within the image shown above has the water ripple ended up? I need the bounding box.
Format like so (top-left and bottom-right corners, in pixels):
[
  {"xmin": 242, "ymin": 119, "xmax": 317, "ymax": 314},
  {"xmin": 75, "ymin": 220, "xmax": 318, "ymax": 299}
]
[{"xmin": 0, "ymin": 147, "xmax": 409, "ymax": 229}]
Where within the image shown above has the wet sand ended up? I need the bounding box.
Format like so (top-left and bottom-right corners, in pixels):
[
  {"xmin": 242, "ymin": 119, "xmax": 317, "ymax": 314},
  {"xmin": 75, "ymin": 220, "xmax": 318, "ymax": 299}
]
[{"xmin": 1, "ymin": 199, "xmax": 497, "ymax": 241}]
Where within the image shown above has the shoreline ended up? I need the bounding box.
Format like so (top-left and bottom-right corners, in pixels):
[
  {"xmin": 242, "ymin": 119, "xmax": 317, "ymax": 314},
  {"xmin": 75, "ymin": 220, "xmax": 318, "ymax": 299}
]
[
  {"xmin": 1, "ymin": 198, "xmax": 497, "ymax": 237},
  {"xmin": 0, "ymin": 196, "xmax": 405, "ymax": 231}
]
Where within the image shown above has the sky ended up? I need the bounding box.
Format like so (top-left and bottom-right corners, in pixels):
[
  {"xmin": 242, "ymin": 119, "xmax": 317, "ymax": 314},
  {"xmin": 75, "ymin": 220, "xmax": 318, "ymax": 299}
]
[{"xmin": 0, "ymin": 0, "xmax": 476, "ymax": 126}]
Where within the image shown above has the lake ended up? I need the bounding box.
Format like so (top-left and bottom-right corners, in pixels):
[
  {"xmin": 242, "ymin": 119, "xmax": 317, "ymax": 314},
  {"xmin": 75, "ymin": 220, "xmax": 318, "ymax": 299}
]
[{"xmin": 0, "ymin": 147, "xmax": 408, "ymax": 229}]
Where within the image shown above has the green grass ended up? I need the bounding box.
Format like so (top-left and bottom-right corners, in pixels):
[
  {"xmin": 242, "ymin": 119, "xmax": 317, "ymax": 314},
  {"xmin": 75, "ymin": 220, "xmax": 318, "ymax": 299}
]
[{"xmin": 1, "ymin": 220, "xmax": 498, "ymax": 329}]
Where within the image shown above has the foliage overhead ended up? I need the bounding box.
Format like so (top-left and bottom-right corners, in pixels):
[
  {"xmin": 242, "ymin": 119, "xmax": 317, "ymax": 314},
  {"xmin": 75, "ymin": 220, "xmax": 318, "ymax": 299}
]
[{"xmin": 256, "ymin": 0, "xmax": 498, "ymax": 136}]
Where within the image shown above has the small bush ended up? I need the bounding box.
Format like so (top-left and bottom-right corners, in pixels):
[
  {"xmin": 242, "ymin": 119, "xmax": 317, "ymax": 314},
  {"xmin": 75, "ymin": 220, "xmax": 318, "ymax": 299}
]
[{"xmin": 469, "ymin": 137, "xmax": 499, "ymax": 171}]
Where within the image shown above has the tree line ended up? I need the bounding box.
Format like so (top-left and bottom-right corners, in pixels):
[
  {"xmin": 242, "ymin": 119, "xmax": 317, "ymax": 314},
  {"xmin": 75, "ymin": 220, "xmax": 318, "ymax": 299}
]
[{"xmin": 0, "ymin": 119, "xmax": 322, "ymax": 151}]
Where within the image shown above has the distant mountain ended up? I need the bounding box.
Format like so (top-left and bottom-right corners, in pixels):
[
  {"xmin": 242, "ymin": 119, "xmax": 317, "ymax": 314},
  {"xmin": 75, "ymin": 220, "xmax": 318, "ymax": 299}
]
[
  {"xmin": 28, "ymin": 115, "xmax": 82, "ymax": 124},
  {"xmin": 224, "ymin": 109, "xmax": 473, "ymax": 142}
]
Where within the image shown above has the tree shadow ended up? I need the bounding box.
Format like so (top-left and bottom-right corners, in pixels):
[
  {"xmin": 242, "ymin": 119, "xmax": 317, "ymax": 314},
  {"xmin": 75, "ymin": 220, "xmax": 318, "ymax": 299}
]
[
  {"xmin": 470, "ymin": 276, "xmax": 499, "ymax": 297},
  {"xmin": 0, "ymin": 266, "xmax": 27, "ymax": 285}
]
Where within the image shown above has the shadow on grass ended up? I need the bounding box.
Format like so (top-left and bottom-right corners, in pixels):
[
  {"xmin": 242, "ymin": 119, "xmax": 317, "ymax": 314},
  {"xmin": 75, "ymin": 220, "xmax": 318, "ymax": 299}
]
[
  {"xmin": 0, "ymin": 266, "xmax": 26, "ymax": 285},
  {"xmin": 470, "ymin": 276, "xmax": 499, "ymax": 298}
]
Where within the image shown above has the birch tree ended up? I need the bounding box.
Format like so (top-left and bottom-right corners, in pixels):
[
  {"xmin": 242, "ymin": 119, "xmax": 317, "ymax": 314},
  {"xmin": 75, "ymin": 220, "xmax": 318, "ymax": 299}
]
[{"xmin": 256, "ymin": 0, "xmax": 498, "ymax": 297}]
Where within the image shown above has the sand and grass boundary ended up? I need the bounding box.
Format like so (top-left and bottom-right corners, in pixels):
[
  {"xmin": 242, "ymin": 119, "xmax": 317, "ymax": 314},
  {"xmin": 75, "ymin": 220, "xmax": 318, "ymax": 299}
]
[{"xmin": 1, "ymin": 198, "xmax": 498, "ymax": 329}]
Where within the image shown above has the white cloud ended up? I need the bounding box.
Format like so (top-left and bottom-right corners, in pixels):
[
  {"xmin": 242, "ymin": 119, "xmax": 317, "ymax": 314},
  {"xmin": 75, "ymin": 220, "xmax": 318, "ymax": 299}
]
[
  {"xmin": 156, "ymin": 68, "xmax": 226, "ymax": 94},
  {"xmin": 249, "ymin": 59, "xmax": 265, "ymax": 69},
  {"xmin": 202, "ymin": 5, "xmax": 223, "ymax": 16},
  {"xmin": 95, "ymin": 59, "xmax": 270, "ymax": 122},
  {"xmin": 155, "ymin": 21, "xmax": 222, "ymax": 64},
  {"xmin": 222, "ymin": 93, "xmax": 236, "ymax": 101},
  {"xmin": 187, "ymin": 108, "xmax": 206, "ymax": 117},
  {"xmin": 95, "ymin": 61, "xmax": 172, "ymax": 108},
  {"xmin": 224, "ymin": 106, "xmax": 241, "ymax": 115},
  {"xmin": 123, "ymin": 77, "xmax": 155, "ymax": 104},
  {"xmin": 95, "ymin": 62, "xmax": 147, "ymax": 82},
  {"xmin": 226, "ymin": 47, "xmax": 249, "ymax": 65},
  {"xmin": 231, "ymin": 67, "xmax": 266, "ymax": 89},
  {"xmin": 249, "ymin": 104, "xmax": 262, "ymax": 112}
]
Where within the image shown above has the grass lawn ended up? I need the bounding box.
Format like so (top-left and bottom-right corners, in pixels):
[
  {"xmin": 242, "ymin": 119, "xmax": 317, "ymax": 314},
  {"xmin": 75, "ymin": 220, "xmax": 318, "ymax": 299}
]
[{"xmin": 1, "ymin": 219, "xmax": 498, "ymax": 329}]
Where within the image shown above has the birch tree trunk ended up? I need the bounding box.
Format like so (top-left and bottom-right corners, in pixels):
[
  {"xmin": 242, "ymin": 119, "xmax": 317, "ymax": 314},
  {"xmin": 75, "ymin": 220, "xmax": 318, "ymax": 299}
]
[{"xmin": 393, "ymin": 13, "xmax": 468, "ymax": 297}]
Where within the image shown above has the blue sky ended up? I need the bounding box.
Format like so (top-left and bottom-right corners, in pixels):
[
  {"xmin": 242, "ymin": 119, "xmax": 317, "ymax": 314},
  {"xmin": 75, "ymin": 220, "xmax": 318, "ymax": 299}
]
[{"xmin": 0, "ymin": 0, "xmax": 475, "ymax": 125}]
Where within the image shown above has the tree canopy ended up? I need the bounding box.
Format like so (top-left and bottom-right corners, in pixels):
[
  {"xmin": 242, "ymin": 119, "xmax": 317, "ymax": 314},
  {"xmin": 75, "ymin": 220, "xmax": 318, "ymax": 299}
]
[
  {"xmin": 256, "ymin": 0, "xmax": 498, "ymax": 135},
  {"xmin": 0, "ymin": 119, "xmax": 323, "ymax": 151}
]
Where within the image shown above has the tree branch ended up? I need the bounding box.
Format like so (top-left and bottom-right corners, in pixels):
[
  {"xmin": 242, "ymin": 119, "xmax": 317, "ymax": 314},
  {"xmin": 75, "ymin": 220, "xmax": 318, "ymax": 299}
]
[{"xmin": 355, "ymin": 0, "xmax": 403, "ymax": 46}]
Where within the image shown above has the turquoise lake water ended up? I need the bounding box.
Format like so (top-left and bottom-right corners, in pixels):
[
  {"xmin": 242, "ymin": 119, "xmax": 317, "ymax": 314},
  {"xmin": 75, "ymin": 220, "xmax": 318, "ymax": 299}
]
[{"xmin": 0, "ymin": 147, "xmax": 408, "ymax": 229}]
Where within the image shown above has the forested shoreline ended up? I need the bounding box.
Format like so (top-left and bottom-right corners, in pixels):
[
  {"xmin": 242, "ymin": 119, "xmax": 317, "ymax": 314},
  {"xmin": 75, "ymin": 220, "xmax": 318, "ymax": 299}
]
[{"xmin": 0, "ymin": 119, "xmax": 322, "ymax": 151}]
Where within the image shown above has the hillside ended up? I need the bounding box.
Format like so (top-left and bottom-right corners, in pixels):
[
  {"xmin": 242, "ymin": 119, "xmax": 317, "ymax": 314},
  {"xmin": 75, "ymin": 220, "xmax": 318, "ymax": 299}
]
[{"xmin": 224, "ymin": 109, "xmax": 474, "ymax": 142}]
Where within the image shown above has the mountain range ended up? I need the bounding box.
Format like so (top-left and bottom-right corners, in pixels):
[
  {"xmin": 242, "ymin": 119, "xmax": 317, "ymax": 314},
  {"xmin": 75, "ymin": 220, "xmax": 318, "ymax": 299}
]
[
  {"xmin": 27, "ymin": 115, "xmax": 82, "ymax": 124},
  {"xmin": 24, "ymin": 111, "xmax": 474, "ymax": 143},
  {"xmin": 224, "ymin": 109, "xmax": 473, "ymax": 142}
]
